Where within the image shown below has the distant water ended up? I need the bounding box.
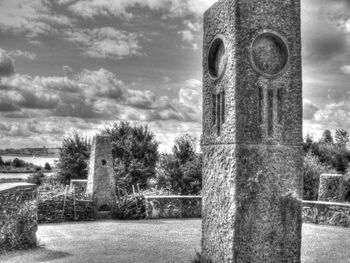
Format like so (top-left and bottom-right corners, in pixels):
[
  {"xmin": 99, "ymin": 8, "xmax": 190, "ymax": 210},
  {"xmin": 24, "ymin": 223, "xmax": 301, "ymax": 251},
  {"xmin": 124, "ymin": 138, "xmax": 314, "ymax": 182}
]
[{"xmin": 1, "ymin": 155, "xmax": 58, "ymax": 167}]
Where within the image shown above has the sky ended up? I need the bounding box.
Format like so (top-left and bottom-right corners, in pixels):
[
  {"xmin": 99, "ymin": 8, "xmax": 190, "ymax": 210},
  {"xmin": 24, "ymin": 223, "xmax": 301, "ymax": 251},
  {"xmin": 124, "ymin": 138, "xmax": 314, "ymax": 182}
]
[{"xmin": 0, "ymin": 0, "xmax": 349, "ymax": 152}]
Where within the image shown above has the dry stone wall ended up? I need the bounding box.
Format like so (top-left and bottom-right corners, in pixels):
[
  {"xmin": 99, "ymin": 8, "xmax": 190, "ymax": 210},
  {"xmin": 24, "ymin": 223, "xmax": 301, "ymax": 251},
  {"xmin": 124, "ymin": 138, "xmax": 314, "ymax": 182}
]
[
  {"xmin": 145, "ymin": 196, "xmax": 201, "ymax": 219},
  {"xmin": 0, "ymin": 183, "xmax": 38, "ymax": 252}
]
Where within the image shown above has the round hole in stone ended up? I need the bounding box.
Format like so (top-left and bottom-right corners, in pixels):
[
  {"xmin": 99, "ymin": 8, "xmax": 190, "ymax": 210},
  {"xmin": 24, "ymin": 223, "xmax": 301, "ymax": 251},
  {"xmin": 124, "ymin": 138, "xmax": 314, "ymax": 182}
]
[
  {"xmin": 208, "ymin": 37, "xmax": 226, "ymax": 79},
  {"xmin": 98, "ymin": 204, "xmax": 111, "ymax": 212},
  {"xmin": 101, "ymin": 159, "xmax": 107, "ymax": 166},
  {"xmin": 251, "ymin": 32, "xmax": 289, "ymax": 77}
]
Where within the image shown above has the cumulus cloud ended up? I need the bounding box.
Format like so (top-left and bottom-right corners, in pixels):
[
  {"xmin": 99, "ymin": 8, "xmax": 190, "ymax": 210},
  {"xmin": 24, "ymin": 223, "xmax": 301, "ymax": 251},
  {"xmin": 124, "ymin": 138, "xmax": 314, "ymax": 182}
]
[
  {"xmin": 340, "ymin": 65, "xmax": 350, "ymax": 74},
  {"xmin": 62, "ymin": 65, "xmax": 73, "ymax": 75},
  {"xmin": 66, "ymin": 27, "xmax": 144, "ymax": 60},
  {"xmin": 0, "ymin": 49, "xmax": 15, "ymax": 77},
  {"xmin": 8, "ymin": 50, "xmax": 36, "ymax": 61},
  {"xmin": 65, "ymin": 0, "xmax": 216, "ymax": 20},
  {"xmin": 303, "ymin": 99, "xmax": 320, "ymax": 120}
]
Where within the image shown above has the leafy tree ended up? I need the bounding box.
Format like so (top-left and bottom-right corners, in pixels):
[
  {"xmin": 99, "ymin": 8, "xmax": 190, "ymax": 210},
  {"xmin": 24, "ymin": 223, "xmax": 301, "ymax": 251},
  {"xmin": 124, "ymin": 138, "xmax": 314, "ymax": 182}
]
[
  {"xmin": 173, "ymin": 134, "xmax": 196, "ymax": 164},
  {"xmin": 319, "ymin": 129, "xmax": 334, "ymax": 145},
  {"xmin": 101, "ymin": 121, "xmax": 159, "ymax": 190},
  {"xmin": 156, "ymin": 134, "xmax": 202, "ymax": 195},
  {"xmin": 11, "ymin": 158, "xmax": 24, "ymax": 168},
  {"xmin": 0, "ymin": 156, "xmax": 3, "ymax": 166},
  {"xmin": 303, "ymin": 153, "xmax": 336, "ymax": 200},
  {"xmin": 335, "ymin": 129, "xmax": 349, "ymax": 149},
  {"xmin": 57, "ymin": 133, "xmax": 90, "ymax": 184},
  {"xmin": 44, "ymin": 162, "xmax": 52, "ymax": 171}
]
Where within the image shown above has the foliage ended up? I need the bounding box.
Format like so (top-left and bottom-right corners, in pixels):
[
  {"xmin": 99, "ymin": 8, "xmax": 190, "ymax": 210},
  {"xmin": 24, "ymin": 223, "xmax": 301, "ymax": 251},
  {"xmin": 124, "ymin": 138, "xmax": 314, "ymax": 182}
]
[
  {"xmin": 335, "ymin": 129, "xmax": 349, "ymax": 149},
  {"xmin": 303, "ymin": 131, "xmax": 350, "ymax": 174},
  {"xmin": 303, "ymin": 153, "xmax": 336, "ymax": 200},
  {"xmin": 319, "ymin": 129, "xmax": 334, "ymax": 145},
  {"xmin": 0, "ymin": 156, "xmax": 3, "ymax": 166},
  {"xmin": 156, "ymin": 134, "xmax": 202, "ymax": 195},
  {"xmin": 173, "ymin": 134, "xmax": 196, "ymax": 164},
  {"xmin": 57, "ymin": 133, "xmax": 90, "ymax": 184},
  {"xmin": 44, "ymin": 162, "xmax": 51, "ymax": 171},
  {"xmin": 12, "ymin": 158, "xmax": 24, "ymax": 168},
  {"xmin": 101, "ymin": 121, "xmax": 159, "ymax": 190},
  {"xmin": 27, "ymin": 172, "xmax": 45, "ymax": 185}
]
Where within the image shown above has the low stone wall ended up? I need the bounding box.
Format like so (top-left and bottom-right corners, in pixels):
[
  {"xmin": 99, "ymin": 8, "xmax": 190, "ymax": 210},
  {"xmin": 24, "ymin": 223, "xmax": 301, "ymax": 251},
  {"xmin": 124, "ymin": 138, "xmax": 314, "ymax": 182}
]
[
  {"xmin": 38, "ymin": 198, "xmax": 94, "ymax": 224},
  {"xmin": 0, "ymin": 183, "xmax": 38, "ymax": 252},
  {"xmin": 145, "ymin": 196, "xmax": 201, "ymax": 219},
  {"xmin": 303, "ymin": 201, "xmax": 350, "ymax": 227}
]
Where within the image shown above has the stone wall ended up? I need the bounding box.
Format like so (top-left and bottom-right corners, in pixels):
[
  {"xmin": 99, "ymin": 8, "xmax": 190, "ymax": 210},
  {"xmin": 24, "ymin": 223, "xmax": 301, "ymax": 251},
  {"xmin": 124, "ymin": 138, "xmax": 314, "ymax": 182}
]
[
  {"xmin": 38, "ymin": 196, "xmax": 94, "ymax": 224},
  {"xmin": 0, "ymin": 183, "xmax": 38, "ymax": 252},
  {"xmin": 303, "ymin": 201, "xmax": 350, "ymax": 227},
  {"xmin": 145, "ymin": 196, "xmax": 201, "ymax": 219}
]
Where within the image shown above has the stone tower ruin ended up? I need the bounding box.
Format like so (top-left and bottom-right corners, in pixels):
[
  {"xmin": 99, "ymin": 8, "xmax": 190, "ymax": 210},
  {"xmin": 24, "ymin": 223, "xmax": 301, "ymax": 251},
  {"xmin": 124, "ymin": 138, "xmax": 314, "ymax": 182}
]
[
  {"xmin": 86, "ymin": 136, "xmax": 116, "ymax": 215},
  {"xmin": 202, "ymin": 0, "xmax": 303, "ymax": 262}
]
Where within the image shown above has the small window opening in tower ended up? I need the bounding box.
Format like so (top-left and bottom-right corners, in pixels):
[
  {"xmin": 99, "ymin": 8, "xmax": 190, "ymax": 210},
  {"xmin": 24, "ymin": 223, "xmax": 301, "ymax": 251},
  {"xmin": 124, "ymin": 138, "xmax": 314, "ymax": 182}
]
[{"xmin": 102, "ymin": 159, "xmax": 107, "ymax": 165}]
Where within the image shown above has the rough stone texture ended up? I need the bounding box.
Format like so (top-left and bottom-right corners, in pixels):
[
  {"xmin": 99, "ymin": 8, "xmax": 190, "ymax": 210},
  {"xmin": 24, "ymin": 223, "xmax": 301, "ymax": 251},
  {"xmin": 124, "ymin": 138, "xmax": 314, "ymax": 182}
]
[
  {"xmin": 86, "ymin": 136, "xmax": 116, "ymax": 214},
  {"xmin": 0, "ymin": 183, "xmax": 38, "ymax": 252},
  {"xmin": 303, "ymin": 201, "xmax": 350, "ymax": 227},
  {"xmin": 202, "ymin": 0, "xmax": 303, "ymax": 262},
  {"xmin": 145, "ymin": 196, "xmax": 201, "ymax": 219},
  {"xmin": 70, "ymin": 179, "xmax": 88, "ymax": 194},
  {"xmin": 318, "ymin": 174, "xmax": 343, "ymax": 202}
]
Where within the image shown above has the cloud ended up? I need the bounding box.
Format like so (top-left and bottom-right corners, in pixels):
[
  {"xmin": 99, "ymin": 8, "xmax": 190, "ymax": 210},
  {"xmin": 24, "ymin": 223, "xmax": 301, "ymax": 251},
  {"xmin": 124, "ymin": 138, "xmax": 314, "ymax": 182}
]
[
  {"xmin": 340, "ymin": 65, "xmax": 350, "ymax": 74},
  {"xmin": 0, "ymin": 0, "xmax": 74, "ymax": 38},
  {"xmin": 8, "ymin": 50, "xmax": 37, "ymax": 61},
  {"xmin": 65, "ymin": 0, "xmax": 217, "ymax": 20},
  {"xmin": 62, "ymin": 65, "xmax": 73, "ymax": 75},
  {"xmin": 0, "ymin": 49, "xmax": 15, "ymax": 77},
  {"xmin": 65, "ymin": 27, "xmax": 144, "ymax": 60},
  {"xmin": 303, "ymin": 99, "xmax": 320, "ymax": 120}
]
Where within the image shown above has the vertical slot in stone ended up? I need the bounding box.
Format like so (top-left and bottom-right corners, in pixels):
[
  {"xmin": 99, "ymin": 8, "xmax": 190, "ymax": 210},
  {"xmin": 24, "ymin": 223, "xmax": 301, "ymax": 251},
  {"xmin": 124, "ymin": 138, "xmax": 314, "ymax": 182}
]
[
  {"xmin": 277, "ymin": 88, "xmax": 283, "ymax": 124},
  {"xmin": 212, "ymin": 94, "xmax": 216, "ymax": 126},
  {"xmin": 267, "ymin": 89, "xmax": 274, "ymax": 137},
  {"xmin": 221, "ymin": 91, "xmax": 225, "ymax": 124},
  {"xmin": 216, "ymin": 94, "xmax": 221, "ymax": 135},
  {"xmin": 258, "ymin": 86, "xmax": 263, "ymax": 124}
]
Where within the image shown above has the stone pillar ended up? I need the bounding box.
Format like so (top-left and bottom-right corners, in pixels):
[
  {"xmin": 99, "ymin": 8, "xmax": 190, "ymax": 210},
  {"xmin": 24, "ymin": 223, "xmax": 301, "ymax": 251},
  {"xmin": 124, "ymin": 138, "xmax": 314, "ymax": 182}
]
[
  {"xmin": 318, "ymin": 174, "xmax": 343, "ymax": 202},
  {"xmin": 86, "ymin": 136, "xmax": 116, "ymax": 216},
  {"xmin": 202, "ymin": 0, "xmax": 303, "ymax": 262}
]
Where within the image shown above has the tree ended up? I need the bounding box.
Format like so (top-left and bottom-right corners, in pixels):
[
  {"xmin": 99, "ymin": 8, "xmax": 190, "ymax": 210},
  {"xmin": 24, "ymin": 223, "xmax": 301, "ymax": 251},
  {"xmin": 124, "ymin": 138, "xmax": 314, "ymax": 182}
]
[
  {"xmin": 101, "ymin": 121, "xmax": 159, "ymax": 190},
  {"xmin": 156, "ymin": 135, "xmax": 202, "ymax": 195},
  {"xmin": 44, "ymin": 162, "xmax": 52, "ymax": 171},
  {"xmin": 319, "ymin": 129, "xmax": 334, "ymax": 145},
  {"xmin": 335, "ymin": 129, "xmax": 349, "ymax": 149},
  {"xmin": 0, "ymin": 156, "xmax": 4, "ymax": 166},
  {"xmin": 57, "ymin": 133, "xmax": 90, "ymax": 184},
  {"xmin": 11, "ymin": 158, "xmax": 24, "ymax": 168},
  {"xmin": 172, "ymin": 134, "xmax": 197, "ymax": 164}
]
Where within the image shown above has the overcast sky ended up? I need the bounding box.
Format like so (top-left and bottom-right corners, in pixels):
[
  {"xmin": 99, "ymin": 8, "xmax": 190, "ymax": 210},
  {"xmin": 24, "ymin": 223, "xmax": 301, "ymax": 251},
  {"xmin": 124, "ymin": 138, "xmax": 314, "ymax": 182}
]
[{"xmin": 0, "ymin": 0, "xmax": 349, "ymax": 152}]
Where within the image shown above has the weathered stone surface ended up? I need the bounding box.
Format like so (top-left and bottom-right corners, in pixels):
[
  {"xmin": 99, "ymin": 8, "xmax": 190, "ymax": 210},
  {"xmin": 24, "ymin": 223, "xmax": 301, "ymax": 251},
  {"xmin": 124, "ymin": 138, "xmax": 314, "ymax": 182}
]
[
  {"xmin": 0, "ymin": 183, "xmax": 38, "ymax": 252},
  {"xmin": 318, "ymin": 174, "xmax": 343, "ymax": 202},
  {"xmin": 86, "ymin": 136, "xmax": 116, "ymax": 214},
  {"xmin": 145, "ymin": 196, "xmax": 201, "ymax": 219},
  {"xmin": 202, "ymin": 0, "xmax": 303, "ymax": 262},
  {"xmin": 303, "ymin": 201, "xmax": 350, "ymax": 227}
]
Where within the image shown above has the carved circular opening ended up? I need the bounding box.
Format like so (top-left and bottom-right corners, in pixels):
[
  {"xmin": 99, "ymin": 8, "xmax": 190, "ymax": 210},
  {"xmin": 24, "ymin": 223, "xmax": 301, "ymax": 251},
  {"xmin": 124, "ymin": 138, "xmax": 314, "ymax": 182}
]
[
  {"xmin": 251, "ymin": 32, "xmax": 289, "ymax": 77},
  {"xmin": 208, "ymin": 37, "xmax": 226, "ymax": 79},
  {"xmin": 101, "ymin": 159, "xmax": 107, "ymax": 166}
]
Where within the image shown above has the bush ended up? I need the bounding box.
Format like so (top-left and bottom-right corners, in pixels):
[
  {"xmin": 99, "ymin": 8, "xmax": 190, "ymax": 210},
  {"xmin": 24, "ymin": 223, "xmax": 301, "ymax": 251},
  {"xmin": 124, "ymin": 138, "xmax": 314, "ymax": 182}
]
[
  {"xmin": 57, "ymin": 132, "xmax": 90, "ymax": 184},
  {"xmin": 303, "ymin": 153, "xmax": 336, "ymax": 200},
  {"xmin": 101, "ymin": 121, "xmax": 159, "ymax": 191},
  {"xmin": 44, "ymin": 162, "xmax": 52, "ymax": 171},
  {"xmin": 11, "ymin": 158, "xmax": 24, "ymax": 168}
]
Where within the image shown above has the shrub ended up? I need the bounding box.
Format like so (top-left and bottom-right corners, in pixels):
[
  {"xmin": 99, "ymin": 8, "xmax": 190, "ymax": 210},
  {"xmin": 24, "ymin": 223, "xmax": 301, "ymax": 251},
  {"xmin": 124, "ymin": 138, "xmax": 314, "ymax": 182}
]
[
  {"xmin": 303, "ymin": 153, "xmax": 336, "ymax": 200},
  {"xmin": 44, "ymin": 162, "xmax": 52, "ymax": 171},
  {"xmin": 329, "ymin": 212, "xmax": 350, "ymax": 227}
]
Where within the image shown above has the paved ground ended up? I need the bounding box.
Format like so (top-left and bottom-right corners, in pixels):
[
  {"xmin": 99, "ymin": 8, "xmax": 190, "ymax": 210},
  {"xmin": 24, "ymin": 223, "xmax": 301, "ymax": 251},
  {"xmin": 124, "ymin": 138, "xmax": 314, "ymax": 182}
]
[{"xmin": 1, "ymin": 220, "xmax": 350, "ymax": 263}]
